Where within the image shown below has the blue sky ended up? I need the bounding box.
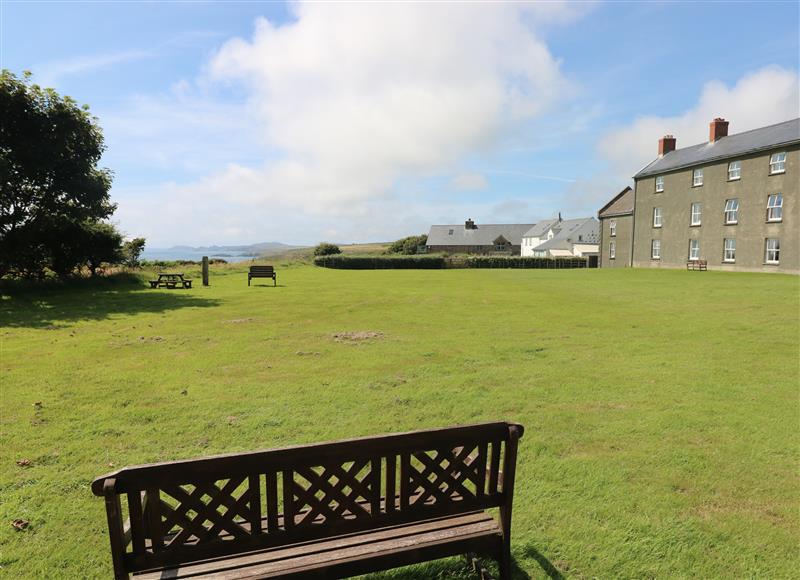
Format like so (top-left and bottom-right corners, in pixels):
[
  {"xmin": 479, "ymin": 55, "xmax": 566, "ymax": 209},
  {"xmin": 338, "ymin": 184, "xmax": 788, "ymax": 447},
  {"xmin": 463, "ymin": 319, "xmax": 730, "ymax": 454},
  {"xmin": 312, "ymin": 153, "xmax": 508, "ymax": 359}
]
[{"xmin": 2, "ymin": 1, "xmax": 798, "ymax": 247}]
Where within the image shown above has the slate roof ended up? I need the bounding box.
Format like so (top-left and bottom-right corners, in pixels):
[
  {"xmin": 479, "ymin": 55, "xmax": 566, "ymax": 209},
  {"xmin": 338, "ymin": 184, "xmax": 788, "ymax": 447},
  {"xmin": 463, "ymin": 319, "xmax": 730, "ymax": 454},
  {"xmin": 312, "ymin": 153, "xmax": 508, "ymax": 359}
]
[
  {"xmin": 635, "ymin": 118, "xmax": 800, "ymax": 178},
  {"xmin": 521, "ymin": 218, "xmax": 560, "ymax": 238},
  {"xmin": 427, "ymin": 223, "xmax": 534, "ymax": 246},
  {"xmin": 531, "ymin": 218, "xmax": 599, "ymax": 251},
  {"xmin": 598, "ymin": 186, "xmax": 634, "ymax": 218}
]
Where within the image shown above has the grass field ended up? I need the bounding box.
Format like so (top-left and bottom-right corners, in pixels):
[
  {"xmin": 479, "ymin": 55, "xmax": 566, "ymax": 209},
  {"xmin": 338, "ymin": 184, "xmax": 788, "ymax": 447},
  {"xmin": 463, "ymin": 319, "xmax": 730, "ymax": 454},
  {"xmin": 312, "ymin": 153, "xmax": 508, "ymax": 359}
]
[{"xmin": 1, "ymin": 264, "xmax": 798, "ymax": 578}]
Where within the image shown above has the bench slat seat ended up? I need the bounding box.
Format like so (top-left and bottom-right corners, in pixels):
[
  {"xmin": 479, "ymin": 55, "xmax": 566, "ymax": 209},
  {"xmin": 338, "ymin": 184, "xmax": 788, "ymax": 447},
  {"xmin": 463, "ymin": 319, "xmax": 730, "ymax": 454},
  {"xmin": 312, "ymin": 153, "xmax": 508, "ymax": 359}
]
[{"xmin": 136, "ymin": 512, "xmax": 500, "ymax": 579}]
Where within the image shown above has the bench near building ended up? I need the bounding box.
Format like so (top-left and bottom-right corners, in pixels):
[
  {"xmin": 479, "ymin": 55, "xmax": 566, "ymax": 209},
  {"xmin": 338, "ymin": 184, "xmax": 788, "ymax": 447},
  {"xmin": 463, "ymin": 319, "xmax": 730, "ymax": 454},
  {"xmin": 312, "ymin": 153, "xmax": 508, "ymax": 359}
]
[{"xmin": 599, "ymin": 117, "xmax": 798, "ymax": 273}]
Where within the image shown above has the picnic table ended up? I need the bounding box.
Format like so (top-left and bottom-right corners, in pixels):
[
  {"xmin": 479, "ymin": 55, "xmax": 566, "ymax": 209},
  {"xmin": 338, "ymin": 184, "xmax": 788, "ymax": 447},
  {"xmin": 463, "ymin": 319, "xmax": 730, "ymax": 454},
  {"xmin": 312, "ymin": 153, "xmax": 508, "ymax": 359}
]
[{"xmin": 148, "ymin": 273, "xmax": 192, "ymax": 289}]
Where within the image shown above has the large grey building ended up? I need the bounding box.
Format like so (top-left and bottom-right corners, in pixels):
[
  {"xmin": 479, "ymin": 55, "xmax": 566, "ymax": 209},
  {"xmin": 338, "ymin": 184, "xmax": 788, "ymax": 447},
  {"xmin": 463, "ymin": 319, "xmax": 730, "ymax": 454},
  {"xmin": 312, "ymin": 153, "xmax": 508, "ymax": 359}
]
[
  {"xmin": 600, "ymin": 117, "xmax": 798, "ymax": 274},
  {"xmin": 426, "ymin": 219, "xmax": 534, "ymax": 255}
]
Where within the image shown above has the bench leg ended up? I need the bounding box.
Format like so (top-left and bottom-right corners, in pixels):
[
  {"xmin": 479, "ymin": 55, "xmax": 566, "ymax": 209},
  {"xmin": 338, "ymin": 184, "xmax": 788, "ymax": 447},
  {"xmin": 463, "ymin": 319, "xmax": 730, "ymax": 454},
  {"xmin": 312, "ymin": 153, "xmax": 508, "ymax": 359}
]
[
  {"xmin": 274, "ymin": 275, "xmax": 277, "ymax": 287},
  {"xmin": 497, "ymin": 543, "xmax": 512, "ymax": 580},
  {"xmin": 248, "ymin": 276, "xmax": 251, "ymax": 286}
]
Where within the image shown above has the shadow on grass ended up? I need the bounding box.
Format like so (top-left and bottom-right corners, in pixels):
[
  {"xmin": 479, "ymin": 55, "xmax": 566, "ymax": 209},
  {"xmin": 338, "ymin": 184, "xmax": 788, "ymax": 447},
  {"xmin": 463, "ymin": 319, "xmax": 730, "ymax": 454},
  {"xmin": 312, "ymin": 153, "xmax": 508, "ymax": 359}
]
[
  {"xmin": 0, "ymin": 273, "xmax": 222, "ymax": 329},
  {"xmin": 521, "ymin": 545, "xmax": 565, "ymax": 580},
  {"xmin": 361, "ymin": 555, "xmax": 531, "ymax": 579}
]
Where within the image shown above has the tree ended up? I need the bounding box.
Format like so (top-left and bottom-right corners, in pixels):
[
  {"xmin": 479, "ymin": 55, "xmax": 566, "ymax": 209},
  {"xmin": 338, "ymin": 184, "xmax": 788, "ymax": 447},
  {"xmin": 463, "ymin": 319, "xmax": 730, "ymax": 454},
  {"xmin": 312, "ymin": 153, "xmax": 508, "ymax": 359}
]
[
  {"xmin": 40, "ymin": 219, "xmax": 123, "ymax": 278},
  {"xmin": 0, "ymin": 70, "xmax": 115, "ymax": 278},
  {"xmin": 314, "ymin": 242, "xmax": 342, "ymax": 256},
  {"xmin": 121, "ymin": 237, "xmax": 146, "ymax": 268},
  {"xmin": 388, "ymin": 234, "xmax": 428, "ymax": 255}
]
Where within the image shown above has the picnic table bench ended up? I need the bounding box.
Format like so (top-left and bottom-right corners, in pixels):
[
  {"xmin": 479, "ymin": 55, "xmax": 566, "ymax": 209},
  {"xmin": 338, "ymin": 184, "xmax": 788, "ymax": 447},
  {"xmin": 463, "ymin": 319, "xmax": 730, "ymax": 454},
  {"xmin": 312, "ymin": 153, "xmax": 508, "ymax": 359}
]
[
  {"xmin": 686, "ymin": 259, "xmax": 707, "ymax": 271},
  {"xmin": 248, "ymin": 265, "xmax": 276, "ymax": 286},
  {"xmin": 92, "ymin": 421, "xmax": 523, "ymax": 579},
  {"xmin": 149, "ymin": 273, "xmax": 192, "ymax": 289}
]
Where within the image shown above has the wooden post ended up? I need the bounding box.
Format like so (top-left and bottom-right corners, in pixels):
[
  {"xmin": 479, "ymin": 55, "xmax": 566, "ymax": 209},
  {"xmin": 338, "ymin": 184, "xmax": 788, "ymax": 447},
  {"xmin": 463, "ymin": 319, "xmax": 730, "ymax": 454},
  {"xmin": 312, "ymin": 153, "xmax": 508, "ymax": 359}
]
[{"xmin": 202, "ymin": 256, "xmax": 209, "ymax": 286}]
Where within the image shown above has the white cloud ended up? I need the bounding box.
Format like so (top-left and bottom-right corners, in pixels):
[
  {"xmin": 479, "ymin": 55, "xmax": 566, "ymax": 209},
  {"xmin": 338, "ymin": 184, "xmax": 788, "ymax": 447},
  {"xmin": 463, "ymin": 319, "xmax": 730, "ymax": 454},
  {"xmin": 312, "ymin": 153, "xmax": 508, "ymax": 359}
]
[
  {"xmin": 100, "ymin": 86, "xmax": 262, "ymax": 174},
  {"xmin": 190, "ymin": 2, "xmax": 573, "ymax": 213},
  {"xmin": 449, "ymin": 173, "xmax": 489, "ymax": 191},
  {"xmin": 599, "ymin": 66, "xmax": 800, "ymax": 178},
  {"xmin": 34, "ymin": 50, "xmax": 152, "ymax": 87}
]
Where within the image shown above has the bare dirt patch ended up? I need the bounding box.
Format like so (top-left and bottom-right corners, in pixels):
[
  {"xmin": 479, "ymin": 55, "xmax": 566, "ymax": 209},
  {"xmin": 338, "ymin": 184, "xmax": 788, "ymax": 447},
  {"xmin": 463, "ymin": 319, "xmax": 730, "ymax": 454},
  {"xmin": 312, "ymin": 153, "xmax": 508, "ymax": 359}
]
[
  {"xmin": 332, "ymin": 331, "xmax": 384, "ymax": 344},
  {"xmin": 223, "ymin": 318, "xmax": 254, "ymax": 324}
]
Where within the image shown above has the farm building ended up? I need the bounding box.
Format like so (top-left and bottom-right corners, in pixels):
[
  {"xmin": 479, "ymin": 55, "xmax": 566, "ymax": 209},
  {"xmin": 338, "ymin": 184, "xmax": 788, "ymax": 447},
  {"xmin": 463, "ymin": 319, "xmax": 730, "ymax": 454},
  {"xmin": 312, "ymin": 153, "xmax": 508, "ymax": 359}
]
[
  {"xmin": 601, "ymin": 117, "xmax": 798, "ymax": 273},
  {"xmin": 426, "ymin": 219, "xmax": 534, "ymax": 255},
  {"xmin": 598, "ymin": 186, "xmax": 634, "ymax": 268},
  {"xmin": 521, "ymin": 216, "xmax": 600, "ymax": 257}
]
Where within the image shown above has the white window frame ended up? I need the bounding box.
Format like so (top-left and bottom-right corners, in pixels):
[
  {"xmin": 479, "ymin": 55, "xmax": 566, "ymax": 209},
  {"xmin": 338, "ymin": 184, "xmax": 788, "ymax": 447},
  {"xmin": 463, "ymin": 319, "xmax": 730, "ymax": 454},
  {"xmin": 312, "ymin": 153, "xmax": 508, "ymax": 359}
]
[
  {"xmin": 610, "ymin": 220, "xmax": 617, "ymax": 237},
  {"xmin": 724, "ymin": 199, "xmax": 739, "ymax": 224},
  {"xmin": 767, "ymin": 193, "xmax": 783, "ymax": 222},
  {"xmin": 765, "ymin": 238, "xmax": 780, "ymax": 264},
  {"xmin": 728, "ymin": 160, "xmax": 741, "ymax": 181},
  {"xmin": 723, "ymin": 238, "xmax": 736, "ymax": 263},
  {"xmin": 769, "ymin": 152, "xmax": 786, "ymax": 175},
  {"xmin": 692, "ymin": 168, "xmax": 704, "ymax": 187},
  {"xmin": 690, "ymin": 202, "xmax": 702, "ymax": 226},
  {"xmin": 655, "ymin": 176, "xmax": 664, "ymax": 193},
  {"xmin": 651, "ymin": 239, "xmax": 661, "ymax": 260},
  {"xmin": 609, "ymin": 240, "xmax": 616, "ymax": 259},
  {"xmin": 653, "ymin": 207, "xmax": 662, "ymax": 228},
  {"xmin": 688, "ymin": 239, "xmax": 700, "ymax": 261}
]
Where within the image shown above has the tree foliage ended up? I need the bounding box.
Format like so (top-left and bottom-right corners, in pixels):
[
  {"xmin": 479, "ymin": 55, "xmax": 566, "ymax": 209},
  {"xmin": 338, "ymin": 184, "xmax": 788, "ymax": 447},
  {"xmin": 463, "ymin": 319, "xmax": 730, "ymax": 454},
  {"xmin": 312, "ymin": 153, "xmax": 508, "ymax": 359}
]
[
  {"xmin": 0, "ymin": 70, "xmax": 125, "ymax": 278},
  {"xmin": 387, "ymin": 234, "xmax": 428, "ymax": 255},
  {"xmin": 121, "ymin": 237, "xmax": 146, "ymax": 268},
  {"xmin": 313, "ymin": 242, "xmax": 342, "ymax": 256}
]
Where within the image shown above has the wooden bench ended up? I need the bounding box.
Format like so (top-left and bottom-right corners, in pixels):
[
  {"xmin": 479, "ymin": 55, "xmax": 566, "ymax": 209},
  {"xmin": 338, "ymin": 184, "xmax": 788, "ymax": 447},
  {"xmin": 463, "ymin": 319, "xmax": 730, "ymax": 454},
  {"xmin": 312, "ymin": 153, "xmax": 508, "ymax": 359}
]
[
  {"xmin": 686, "ymin": 259, "xmax": 707, "ymax": 271},
  {"xmin": 248, "ymin": 265, "xmax": 276, "ymax": 286},
  {"xmin": 149, "ymin": 274, "xmax": 193, "ymax": 289},
  {"xmin": 92, "ymin": 422, "xmax": 523, "ymax": 579}
]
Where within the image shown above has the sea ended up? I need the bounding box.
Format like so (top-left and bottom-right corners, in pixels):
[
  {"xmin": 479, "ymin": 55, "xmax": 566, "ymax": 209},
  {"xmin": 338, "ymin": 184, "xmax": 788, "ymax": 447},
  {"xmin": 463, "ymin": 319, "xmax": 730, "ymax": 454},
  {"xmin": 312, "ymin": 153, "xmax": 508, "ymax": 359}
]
[{"xmin": 140, "ymin": 249, "xmax": 257, "ymax": 263}]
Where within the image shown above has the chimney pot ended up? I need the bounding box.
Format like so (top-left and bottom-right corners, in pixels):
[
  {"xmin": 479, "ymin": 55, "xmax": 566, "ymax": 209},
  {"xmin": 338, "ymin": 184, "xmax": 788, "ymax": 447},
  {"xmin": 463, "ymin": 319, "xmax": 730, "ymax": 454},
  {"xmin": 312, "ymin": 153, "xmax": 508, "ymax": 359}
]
[
  {"xmin": 709, "ymin": 117, "xmax": 729, "ymax": 143},
  {"xmin": 465, "ymin": 218, "xmax": 475, "ymax": 229},
  {"xmin": 658, "ymin": 134, "xmax": 677, "ymax": 157}
]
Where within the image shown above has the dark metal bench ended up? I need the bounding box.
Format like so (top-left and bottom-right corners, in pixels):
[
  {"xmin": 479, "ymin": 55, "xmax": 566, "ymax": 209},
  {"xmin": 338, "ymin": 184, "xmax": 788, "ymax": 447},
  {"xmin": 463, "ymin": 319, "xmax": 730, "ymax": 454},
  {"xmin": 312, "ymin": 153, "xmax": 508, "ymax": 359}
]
[
  {"xmin": 92, "ymin": 422, "xmax": 523, "ymax": 579},
  {"xmin": 248, "ymin": 265, "xmax": 276, "ymax": 286},
  {"xmin": 686, "ymin": 259, "xmax": 707, "ymax": 271}
]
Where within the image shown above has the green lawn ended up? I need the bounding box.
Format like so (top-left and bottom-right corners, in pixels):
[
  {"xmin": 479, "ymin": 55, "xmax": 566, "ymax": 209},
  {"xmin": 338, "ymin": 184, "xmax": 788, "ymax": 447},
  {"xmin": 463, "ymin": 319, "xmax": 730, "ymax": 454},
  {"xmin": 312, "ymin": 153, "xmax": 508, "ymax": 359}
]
[{"xmin": 1, "ymin": 265, "xmax": 798, "ymax": 578}]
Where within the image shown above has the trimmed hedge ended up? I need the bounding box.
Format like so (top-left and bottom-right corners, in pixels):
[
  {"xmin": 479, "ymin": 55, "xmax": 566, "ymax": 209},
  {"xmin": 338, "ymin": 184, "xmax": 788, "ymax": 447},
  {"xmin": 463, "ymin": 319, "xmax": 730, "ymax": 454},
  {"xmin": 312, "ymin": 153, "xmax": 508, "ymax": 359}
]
[
  {"xmin": 313, "ymin": 255, "xmax": 446, "ymax": 269},
  {"xmin": 314, "ymin": 255, "xmax": 587, "ymax": 269},
  {"xmin": 460, "ymin": 256, "xmax": 587, "ymax": 269}
]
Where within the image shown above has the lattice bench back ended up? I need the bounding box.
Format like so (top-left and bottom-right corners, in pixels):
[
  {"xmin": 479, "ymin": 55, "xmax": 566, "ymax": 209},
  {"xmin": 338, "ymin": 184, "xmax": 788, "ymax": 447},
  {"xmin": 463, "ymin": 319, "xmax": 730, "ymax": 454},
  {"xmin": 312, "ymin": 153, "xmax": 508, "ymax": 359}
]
[{"xmin": 92, "ymin": 422, "xmax": 523, "ymax": 577}]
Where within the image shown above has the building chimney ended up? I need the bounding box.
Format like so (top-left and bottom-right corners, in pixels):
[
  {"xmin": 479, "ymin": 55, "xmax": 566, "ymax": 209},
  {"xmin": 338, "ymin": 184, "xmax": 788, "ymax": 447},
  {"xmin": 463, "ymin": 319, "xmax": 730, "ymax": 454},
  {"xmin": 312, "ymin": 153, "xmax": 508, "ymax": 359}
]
[
  {"xmin": 709, "ymin": 117, "xmax": 729, "ymax": 143},
  {"xmin": 658, "ymin": 135, "xmax": 676, "ymax": 157},
  {"xmin": 465, "ymin": 218, "xmax": 476, "ymax": 229},
  {"xmin": 558, "ymin": 212, "xmax": 562, "ymax": 222}
]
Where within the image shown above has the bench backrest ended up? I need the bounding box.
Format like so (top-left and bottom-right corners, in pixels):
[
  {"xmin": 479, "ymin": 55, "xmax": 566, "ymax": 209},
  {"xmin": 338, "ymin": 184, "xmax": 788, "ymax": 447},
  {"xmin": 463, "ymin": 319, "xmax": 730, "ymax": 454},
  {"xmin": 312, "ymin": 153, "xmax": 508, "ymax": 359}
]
[
  {"xmin": 249, "ymin": 265, "xmax": 274, "ymax": 275},
  {"xmin": 92, "ymin": 422, "xmax": 523, "ymax": 576}
]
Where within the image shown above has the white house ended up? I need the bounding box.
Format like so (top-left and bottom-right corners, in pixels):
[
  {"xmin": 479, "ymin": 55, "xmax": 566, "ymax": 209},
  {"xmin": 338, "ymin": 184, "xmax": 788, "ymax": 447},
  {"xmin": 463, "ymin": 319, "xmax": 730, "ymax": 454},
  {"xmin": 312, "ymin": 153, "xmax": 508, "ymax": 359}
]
[
  {"xmin": 521, "ymin": 216, "xmax": 600, "ymax": 258},
  {"xmin": 520, "ymin": 218, "xmax": 560, "ymax": 256}
]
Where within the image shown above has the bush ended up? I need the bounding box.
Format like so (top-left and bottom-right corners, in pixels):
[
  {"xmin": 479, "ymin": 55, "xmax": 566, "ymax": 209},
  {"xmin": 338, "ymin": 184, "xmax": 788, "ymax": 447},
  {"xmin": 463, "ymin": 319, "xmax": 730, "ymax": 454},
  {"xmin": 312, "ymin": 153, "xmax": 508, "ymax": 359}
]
[
  {"xmin": 461, "ymin": 256, "xmax": 587, "ymax": 269},
  {"xmin": 121, "ymin": 238, "xmax": 146, "ymax": 268},
  {"xmin": 387, "ymin": 234, "xmax": 428, "ymax": 255},
  {"xmin": 314, "ymin": 255, "xmax": 587, "ymax": 270},
  {"xmin": 313, "ymin": 242, "xmax": 342, "ymax": 256},
  {"xmin": 314, "ymin": 255, "xmax": 445, "ymax": 269}
]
